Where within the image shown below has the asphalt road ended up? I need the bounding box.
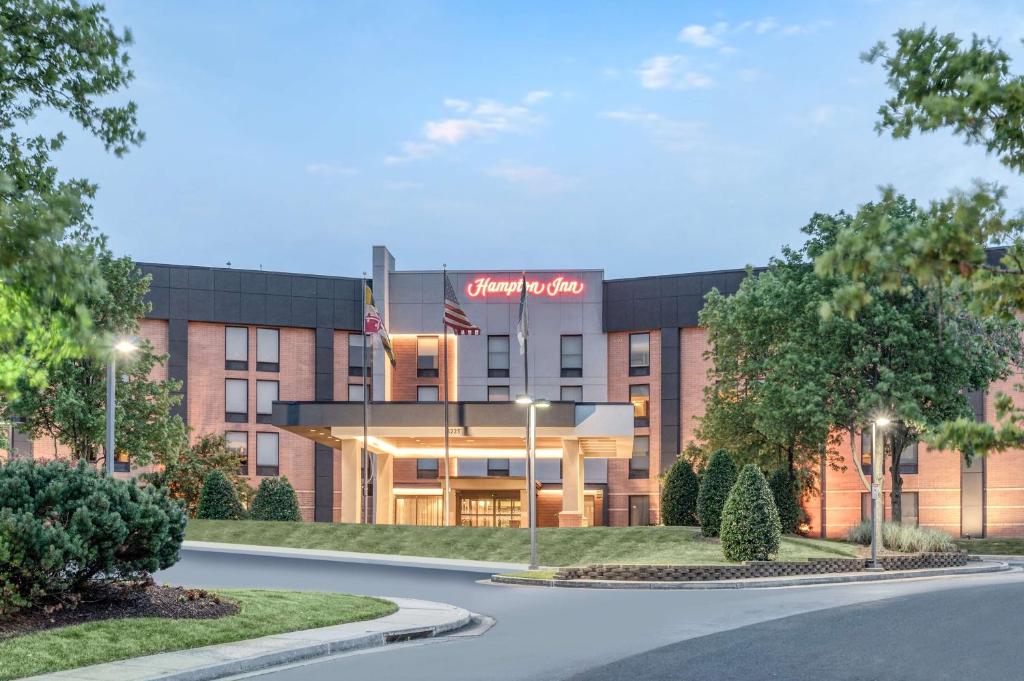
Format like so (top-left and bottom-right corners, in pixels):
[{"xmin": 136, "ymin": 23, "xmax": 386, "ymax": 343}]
[{"xmin": 160, "ymin": 549, "xmax": 1024, "ymax": 681}]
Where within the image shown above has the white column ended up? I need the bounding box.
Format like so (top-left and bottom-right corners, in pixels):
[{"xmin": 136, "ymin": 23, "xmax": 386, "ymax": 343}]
[
  {"xmin": 559, "ymin": 439, "xmax": 585, "ymax": 527},
  {"xmin": 340, "ymin": 440, "xmax": 362, "ymax": 523},
  {"xmin": 374, "ymin": 452, "xmax": 394, "ymax": 524}
]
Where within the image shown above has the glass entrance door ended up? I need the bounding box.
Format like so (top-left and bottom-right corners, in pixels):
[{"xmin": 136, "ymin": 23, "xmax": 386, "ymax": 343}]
[{"xmin": 458, "ymin": 492, "xmax": 521, "ymax": 527}]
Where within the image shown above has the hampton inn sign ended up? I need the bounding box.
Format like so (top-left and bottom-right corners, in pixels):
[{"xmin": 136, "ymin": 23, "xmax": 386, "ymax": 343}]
[{"xmin": 464, "ymin": 275, "xmax": 586, "ymax": 299}]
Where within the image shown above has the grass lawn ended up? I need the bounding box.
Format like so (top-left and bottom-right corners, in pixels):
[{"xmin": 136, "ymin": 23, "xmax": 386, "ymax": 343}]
[
  {"xmin": 0, "ymin": 590, "xmax": 396, "ymax": 681},
  {"xmin": 955, "ymin": 538, "xmax": 1024, "ymax": 555},
  {"xmin": 186, "ymin": 520, "xmax": 859, "ymax": 566}
]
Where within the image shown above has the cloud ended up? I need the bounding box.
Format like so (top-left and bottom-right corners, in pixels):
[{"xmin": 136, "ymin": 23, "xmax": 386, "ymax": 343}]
[
  {"xmin": 601, "ymin": 109, "xmax": 708, "ymax": 152},
  {"xmin": 305, "ymin": 163, "xmax": 358, "ymax": 176},
  {"xmin": 637, "ymin": 55, "xmax": 713, "ymax": 90},
  {"xmin": 678, "ymin": 24, "xmax": 721, "ymax": 48},
  {"xmin": 384, "ymin": 141, "xmax": 438, "ymax": 165},
  {"xmin": 424, "ymin": 118, "xmax": 492, "ymax": 144},
  {"xmin": 736, "ymin": 16, "xmax": 833, "ymax": 37},
  {"xmin": 523, "ymin": 90, "xmax": 551, "ymax": 105},
  {"xmin": 443, "ymin": 98, "xmax": 470, "ymax": 112},
  {"xmin": 485, "ymin": 162, "xmax": 577, "ymax": 194}
]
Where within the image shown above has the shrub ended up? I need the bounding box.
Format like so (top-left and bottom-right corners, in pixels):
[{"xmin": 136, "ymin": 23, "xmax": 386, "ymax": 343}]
[
  {"xmin": 250, "ymin": 477, "xmax": 301, "ymax": 521},
  {"xmin": 696, "ymin": 449, "xmax": 736, "ymax": 537},
  {"xmin": 768, "ymin": 468, "xmax": 801, "ymax": 534},
  {"xmin": 0, "ymin": 459, "xmax": 186, "ymax": 616},
  {"xmin": 144, "ymin": 433, "xmax": 248, "ymax": 518},
  {"xmin": 196, "ymin": 470, "xmax": 243, "ymax": 520},
  {"xmin": 661, "ymin": 457, "xmax": 700, "ymax": 526},
  {"xmin": 847, "ymin": 521, "xmax": 957, "ymax": 553},
  {"xmin": 720, "ymin": 464, "xmax": 782, "ymax": 562}
]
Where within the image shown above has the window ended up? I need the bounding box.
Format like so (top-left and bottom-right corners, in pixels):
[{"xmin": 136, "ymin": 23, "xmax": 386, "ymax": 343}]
[
  {"xmin": 487, "ymin": 335, "xmax": 510, "ymax": 378},
  {"xmin": 417, "ymin": 459, "xmax": 439, "ymax": 479},
  {"xmin": 630, "ymin": 435, "xmax": 650, "ymax": 479},
  {"xmin": 417, "ymin": 385, "xmax": 439, "ymax": 402},
  {"xmin": 561, "ymin": 385, "xmax": 583, "ymax": 402},
  {"xmin": 628, "ymin": 495, "xmax": 650, "ymax": 526},
  {"xmin": 256, "ymin": 328, "xmax": 279, "ymax": 371},
  {"xmin": 629, "ymin": 333, "xmax": 650, "ymax": 376},
  {"xmin": 899, "ymin": 441, "xmax": 919, "ymax": 474},
  {"xmin": 487, "ymin": 385, "xmax": 510, "ymax": 401},
  {"xmin": 256, "ymin": 380, "xmax": 278, "ymax": 423},
  {"xmin": 560, "ymin": 335, "xmax": 583, "ymax": 378},
  {"xmin": 348, "ymin": 383, "xmax": 365, "ymax": 402},
  {"xmin": 225, "ymin": 327, "xmax": 248, "ymax": 370},
  {"xmin": 255, "ymin": 432, "xmax": 279, "ymax": 476},
  {"xmin": 114, "ymin": 450, "xmax": 130, "ymax": 473},
  {"xmin": 630, "ymin": 384, "xmax": 650, "ymax": 427},
  {"xmin": 417, "ymin": 336, "xmax": 439, "ymax": 378},
  {"xmin": 860, "ymin": 431, "xmax": 873, "ymax": 474},
  {"xmin": 395, "ymin": 495, "xmax": 443, "ymax": 526},
  {"xmin": 861, "ymin": 431, "xmax": 919, "ymax": 474},
  {"xmin": 901, "ymin": 492, "xmax": 919, "ymax": 527},
  {"xmin": 487, "ymin": 459, "xmax": 510, "ymax": 476},
  {"xmin": 459, "ymin": 492, "xmax": 521, "ymax": 527},
  {"xmin": 349, "ymin": 334, "xmax": 369, "ymax": 377},
  {"xmin": 226, "ymin": 431, "xmax": 248, "ymax": 475},
  {"xmin": 225, "ymin": 379, "xmax": 248, "ymax": 422},
  {"xmin": 861, "ymin": 492, "xmax": 872, "ymax": 522}
]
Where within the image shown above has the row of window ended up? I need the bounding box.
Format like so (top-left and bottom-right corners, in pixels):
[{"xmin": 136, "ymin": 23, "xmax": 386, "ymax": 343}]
[
  {"xmin": 225, "ymin": 430, "xmax": 280, "ymax": 476},
  {"xmin": 225, "ymin": 327, "xmax": 280, "ymax": 371},
  {"xmin": 225, "ymin": 379, "xmax": 278, "ymax": 423},
  {"xmin": 860, "ymin": 433, "xmax": 919, "ymax": 474}
]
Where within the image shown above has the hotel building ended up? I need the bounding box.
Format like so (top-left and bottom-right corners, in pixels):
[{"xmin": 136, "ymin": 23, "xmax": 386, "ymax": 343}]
[{"xmin": 6, "ymin": 244, "xmax": 1022, "ymax": 538}]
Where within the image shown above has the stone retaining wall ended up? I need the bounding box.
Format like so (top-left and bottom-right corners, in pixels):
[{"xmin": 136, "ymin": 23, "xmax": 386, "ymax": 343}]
[{"xmin": 554, "ymin": 553, "xmax": 968, "ymax": 581}]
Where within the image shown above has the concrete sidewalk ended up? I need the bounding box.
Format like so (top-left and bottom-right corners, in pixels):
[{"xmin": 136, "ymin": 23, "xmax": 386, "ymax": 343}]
[
  {"xmin": 26, "ymin": 597, "xmax": 473, "ymax": 681},
  {"xmin": 183, "ymin": 540, "xmax": 529, "ymax": 573}
]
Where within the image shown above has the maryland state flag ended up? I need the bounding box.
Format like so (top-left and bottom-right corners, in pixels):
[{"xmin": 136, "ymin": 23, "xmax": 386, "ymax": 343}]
[{"xmin": 364, "ymin": 283, "xmax": 396, "ymax": 366}]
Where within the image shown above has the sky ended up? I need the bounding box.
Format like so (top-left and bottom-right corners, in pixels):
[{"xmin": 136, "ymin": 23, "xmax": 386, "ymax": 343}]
[{"xmin": 48, "ymin": 0, "xmax": 1024, "ymax": 278}]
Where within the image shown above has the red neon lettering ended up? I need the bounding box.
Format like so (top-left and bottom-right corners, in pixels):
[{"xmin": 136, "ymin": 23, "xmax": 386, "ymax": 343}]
[{"xmin": 465, "ymin": 276, "xmax": 585, "ymax": 299}]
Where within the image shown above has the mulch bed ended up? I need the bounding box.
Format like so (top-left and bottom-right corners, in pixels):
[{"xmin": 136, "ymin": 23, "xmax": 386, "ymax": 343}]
[{"xmin": 0, "ymin": 581, "xmax": 239, "ymax": 640}]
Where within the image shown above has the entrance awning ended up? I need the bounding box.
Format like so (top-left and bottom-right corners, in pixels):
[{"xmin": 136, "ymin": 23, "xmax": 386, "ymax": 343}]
[{"xmin": 271, "ymin": 400, "xmax": 634, "ymax": 459}]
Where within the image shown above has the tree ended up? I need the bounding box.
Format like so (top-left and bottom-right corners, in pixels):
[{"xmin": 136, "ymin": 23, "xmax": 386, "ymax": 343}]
[
  {"xmin": 196, "ymin": 470, "xmax": 244, "ymax": 520},
  {"xmin": 661, "ymin": 457, "xmax": 700, "ymax": 526},
  {"xmin": 769, "ymin": 468, "xmax": 801, "ymax": 534},
  {"xmin": 144, "ymin": 434, "xmax": 248, "ymax": 518},
  {"xmin": 720, "ymin": 464, "xmax": 782, "ymax": 562},
  {"xmin": 11, "ymin": 250, "xmax": 187, "ymax": 468},
  {"xmin": 818, "ymin": 26, "xmax": 1024, "ymax": 459},
  {"xmin": 696, "ymin": 449, "xmax": 736, "ymax": 537},
  {"xmin": 250, "ymin": 477, "xmax": 302, "ymax": 522},
  {"xmin": 0, "ymin": 0, "xmax": 142, "ymax": 396}
]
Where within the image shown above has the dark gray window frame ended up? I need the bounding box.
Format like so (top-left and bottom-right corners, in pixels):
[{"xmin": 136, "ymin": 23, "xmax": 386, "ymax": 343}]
[
  {"xmin": 417, "ymin": 458, "xmax": 439, "ymax": 479},
  {"xmin": 487, "ymin": 335, "xmax": 510, "ymax": 378},
  {"xmin": 225, "ymin": 378, "xmax": 248, "ymax": 423},
  {"xmin": 487, "ymin": 458, "xmax": 511, "ymax": 476},
  {"xmin": 560, "ymin": 334, "xmax": 583, "ymax": 378},
  {"xmin": 255, "ymin": 379, "xmax": 279, "ymax": 424},
  {"xmin": 560, "ymin": 385, "xmax": 583, "ymax": 402},
  {"xmin": 226, "ymin": 430, "xmax": 248, "ymax": 476},
  {"xmin": 630, "ymin": 384, "xmax": 650, "ymax": 428},
  {"xmin": 256, "ymin": 327, "xmax": 280, "ymax": 372},
  {"xmin": 255, "ymin": 431, "xmax": 280, "ymax": 476},
  {"xmin": 417, "ymin": 336, "xmax": 440, "ymax": 378},
  {"xmin": 225, "ymin": 326, "xmax": 248, "ymax": 370},
  {"xmin": 629, "ymin": 332, "xmax": 650, "ymax": 377},
  {"xmin": 629, "ymin": 435, "xmax": 650, "ymax": 479}
]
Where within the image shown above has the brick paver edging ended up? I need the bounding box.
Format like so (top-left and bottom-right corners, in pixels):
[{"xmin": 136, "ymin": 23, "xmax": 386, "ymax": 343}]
[
  {"xmin": 491, "ymin": 560, "xmax": 1010, "ymax": 590},
  {"xmin": 24, "ymin": 597, "xmax": 473, "ymax": 681},
  {"xmin": 554, "ymin": 552, "xmax": 968, "ymax": 582}
]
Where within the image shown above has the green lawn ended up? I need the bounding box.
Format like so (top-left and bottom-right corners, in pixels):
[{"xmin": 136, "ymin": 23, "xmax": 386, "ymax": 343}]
[
  {"xmin": 0, "ymin": 589, "xmax": 395, "ymax": 681},
  {"xmin": 185, "ymin": 520, "xmax": 859, "ymax": 566},
  {"xmin": 955, "ymin": 538, "xmax": 1024, "ymax": 555}
]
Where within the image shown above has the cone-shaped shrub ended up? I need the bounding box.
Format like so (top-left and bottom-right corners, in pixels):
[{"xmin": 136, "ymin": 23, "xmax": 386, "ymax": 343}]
[
  {"xmin": 661, "ymin": 457, "xmax": 700, "ymax": 526},
  {"xmin": 696, "ymin": 449, "xmax": 736, "ymax": 536},
  {"xmin": 250, "ymin": 476, "xmax": 301, "ymax": 521},
  {"xmin": 720, "ymin": 464, "xmax": 782, "ymax": 562},
  {"xmin": 768, "ymin": 468, "xmax": 801, "ymax": 534},
  {"xmin": 196, "ymin": 469, "xmax": 243, "ymax": 520}
]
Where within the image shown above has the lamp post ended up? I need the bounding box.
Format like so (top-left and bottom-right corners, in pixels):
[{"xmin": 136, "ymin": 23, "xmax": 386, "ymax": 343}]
[
  {"xmin": 105, "ymin": 339, "xmax": 138, "ymax": 475},
  {"xmin": 870, "ymin": 416, "xmax": 891, "ymax": 569},
  {"xmin": 516, "ymin": 394, "xmax": 549, "ymax": 570}
]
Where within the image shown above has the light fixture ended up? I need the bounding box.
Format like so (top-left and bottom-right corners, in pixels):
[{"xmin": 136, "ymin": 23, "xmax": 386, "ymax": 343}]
[
  {"xmin": 515, "ymin": 394, "xmax": 533, "ymax": 405},
  {"xmin": 535, "ymin": 399, "xmax": 551, "ymax": 409},
  {"xmin": 875, "ymin": 416, "xmax": 891, "ymax": 427},
  {"xmin": 113, "ymin": 339, "xmax": 137, "ymax": 354}
]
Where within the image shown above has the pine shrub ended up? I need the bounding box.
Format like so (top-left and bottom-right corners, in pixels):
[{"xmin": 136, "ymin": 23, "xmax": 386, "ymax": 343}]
[
  {"xmin": 661, "ymin": 457, "xmax": 700, "ymax": 526},
  {"xmin": 696, "ymin": 449, "xmax": 736, "ymax": 537},
  {"xmin": 768, "ymin": 468, "xmax": 801, "ymax": 534},
  {"xmin": 196, "ymin": 469, "xmax": 243, "ymax": 520},
  {"xmin": 720, "ymin": 464, "xmax": 782, "ymax": 562},
  {"xmin": 0, "ymin": 459, "xmax": 186, "ymax": 616},
  {"xmin": 250, "ymin": 476, "xmax": 301, "ymax": 521}
]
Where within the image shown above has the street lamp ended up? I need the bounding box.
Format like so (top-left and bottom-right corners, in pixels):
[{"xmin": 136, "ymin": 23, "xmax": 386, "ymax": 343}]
[
  {"xmin": 516, "ymin": 394, "xmax": 550, "ymax": 570},
  {"xmin": 106, "ymin": 338, "xmax": 138, "ymax": 475},
  {"xmin": 869, "ymin": 416, "xmax": 891, "ymax": 569}
]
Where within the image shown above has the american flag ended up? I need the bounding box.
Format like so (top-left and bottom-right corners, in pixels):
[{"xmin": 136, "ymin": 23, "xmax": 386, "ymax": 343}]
[{"xmin": 443, "ymin": 273, "xmax": 480, "ymax": 335}]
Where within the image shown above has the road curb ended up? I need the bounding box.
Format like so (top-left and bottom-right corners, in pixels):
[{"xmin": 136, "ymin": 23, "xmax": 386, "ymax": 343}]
[
  {"xmin": 25, "ymin": 597, "xmax": 474, "ymax": 681},
  {"xmin": 490, "ymin": 561, "xmax": 1011, "ymax": 590}
]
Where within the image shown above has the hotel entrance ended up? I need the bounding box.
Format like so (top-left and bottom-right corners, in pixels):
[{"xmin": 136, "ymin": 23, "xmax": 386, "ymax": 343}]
[{"xmin": 457, "ymin": 491, "xmax": 522, "ymax": 527}]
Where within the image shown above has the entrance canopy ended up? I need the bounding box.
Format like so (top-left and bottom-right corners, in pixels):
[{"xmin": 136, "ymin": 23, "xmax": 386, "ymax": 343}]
[{"xmin": 271, "ymin": 400, "xmax": 634, "ymax": 459}]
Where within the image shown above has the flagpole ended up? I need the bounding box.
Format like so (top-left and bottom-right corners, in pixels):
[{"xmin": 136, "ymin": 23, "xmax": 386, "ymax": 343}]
[
  {"xmin": 361, "ymin": 273, "xmax": 369, "ymax": 524},
  {"xmin": 442, "ymin": 265, "xmax": 451, "ymax": 527}
]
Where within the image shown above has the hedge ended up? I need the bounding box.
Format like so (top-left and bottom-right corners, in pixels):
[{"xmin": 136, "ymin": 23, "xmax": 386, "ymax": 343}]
[
  {"xmin": 196, "ymin": 469, "xmax": 244, "ymax": 520},
  {"xmin": 250, "ymin": 477, "xmax": 301, "ymax": 521}
]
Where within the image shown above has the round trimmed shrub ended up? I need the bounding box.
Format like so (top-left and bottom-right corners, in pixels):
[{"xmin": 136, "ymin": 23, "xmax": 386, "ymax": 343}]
[
  {"xmin": 696, "ymin": 449, "xmax": 736, "ymax": 537},
  {"xmin": 661, "ymin": 457, "xmax": 700, "ymax": 526},
  {"xmin": 196, "ymin": 469, "xmax": 243, "ymax": 520},
  {"xmin": 250, "ymin": 477, "xmax": 301, "ymax": 521},
  {"xmin": 0, "ymin": 459, "xmax": 186, "ymax": 616},
  {"xmin": 720, "ymin": 464, "xmax": 782, "ymax": 562},
  {"xmin": 768, "ymin": 468, "xmax": 801, "ymax": 534}
]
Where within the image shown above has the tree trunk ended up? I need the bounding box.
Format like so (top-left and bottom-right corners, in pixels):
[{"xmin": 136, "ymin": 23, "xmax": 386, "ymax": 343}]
[
  {"xmin": 786, "ymin": 445, "xmax": 795, "ymax": 482},
  {"xmin": 888, "ymin": 429, "xmax": 909, "ymax": 524}
]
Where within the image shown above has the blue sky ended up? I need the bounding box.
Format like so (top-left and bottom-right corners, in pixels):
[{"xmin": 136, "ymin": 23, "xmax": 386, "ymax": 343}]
[{"xmin": 51, "ymin": 0, "xmax": 1024, "ymax": 278}]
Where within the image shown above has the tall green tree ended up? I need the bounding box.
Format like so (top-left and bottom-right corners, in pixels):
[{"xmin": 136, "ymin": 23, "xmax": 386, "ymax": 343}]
[
  {"xmin": 143, "ymin": 434, "xmax": 248, "ymax": 518},
  {"xmin": 0, "ymin": 0, "xmax": 142, "ymax": 396},
  {"xmin": 818, "ymin": 26, "xmax": 1024, "ymax": 458},
  {"xmin": 11, "ymin": 250, "xmax": 187, "ymax": 467}
]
